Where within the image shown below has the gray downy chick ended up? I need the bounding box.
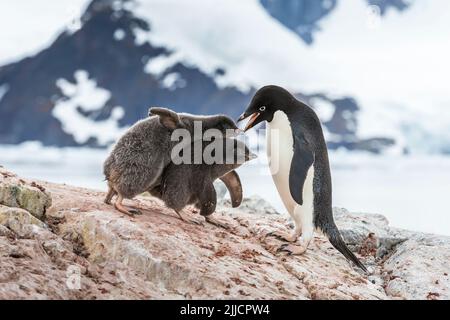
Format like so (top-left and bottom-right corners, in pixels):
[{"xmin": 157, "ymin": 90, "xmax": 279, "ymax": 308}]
[
  {"xmin": 103, "ymin": 107, "xmax": 240, "ymax": 216},
  {"xmin": 149, "ymin": 138, "xmax": 257, "ymax": 224}
]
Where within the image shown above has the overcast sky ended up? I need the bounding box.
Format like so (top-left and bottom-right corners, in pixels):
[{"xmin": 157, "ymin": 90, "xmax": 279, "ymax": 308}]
[{"xmin": 0, "ymin": 0, "xmax": 90, "ymax": 65}]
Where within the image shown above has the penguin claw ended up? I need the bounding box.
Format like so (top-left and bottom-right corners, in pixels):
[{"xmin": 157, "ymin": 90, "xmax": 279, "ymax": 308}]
[
  {"xmin": 266, "ymin": 230, "xmax": 297, "ymax": 242},
  {"xmin": 205, "ymin": 216, "xmax": 231, "ymax": 230},
  {"xmin": 174, "ymin": 210, "xmax": 203, "ymax": 225},
  {"xmin": 276, "ymin": 244, "xmax": 293, "ymax": 255},
  {"xmin": 183, "ymin": 216, "xmax": 203, "ymax": 225},
  {"xmin": 192, "ymin": 219, "xmax": 204, "ymax": 225},
  {"xmin": 276, "ymin": 243, "xmax": 308, "ymax": 256},
  {"xmin": 129, "ymin": 209, "xmax": 142, "ymax": 215}
]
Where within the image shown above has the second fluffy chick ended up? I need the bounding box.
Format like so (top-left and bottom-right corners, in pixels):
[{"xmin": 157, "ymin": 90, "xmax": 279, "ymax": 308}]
[{"xmin": 149, "ymin": 138, "xmax": 256, "ymax": 224}]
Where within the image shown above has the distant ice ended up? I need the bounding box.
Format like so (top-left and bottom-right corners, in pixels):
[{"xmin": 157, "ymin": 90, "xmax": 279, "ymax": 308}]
[
  {"xmin": 1, "ymin": 143, "xmax": 449, "ymax": 236},
  {"xmin": 239, "ymin": 150, "xmax": 450, "ymax": 236}
]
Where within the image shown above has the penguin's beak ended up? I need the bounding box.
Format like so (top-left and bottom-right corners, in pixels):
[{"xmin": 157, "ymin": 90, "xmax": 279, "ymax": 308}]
[
  {"xmin": 237, "ymin": 112, "xmax": 260, "ymax": 132},
  {"xmin": 237, "ymin": 113, "xmax": 248, "ymax": 122},
  {"xmin": 245, "ymin": 151, "xmax": 258, "ymax": 162}
]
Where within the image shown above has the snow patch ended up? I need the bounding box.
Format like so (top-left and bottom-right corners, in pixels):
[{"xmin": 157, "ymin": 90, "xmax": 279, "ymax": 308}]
[
  {"xmin": 133, "ymin": 27, "xmax": 150, "ymax": 46},
  {"xmin": 113, "ymin": 0, "xmax": 138, "ymax": 12},
  {"xmin": 114, "ymin": 29, "xmax": 126, "ymax": 41},
  {"xmin": 56, "ymin": 71, "xmax": 111, "ymax": 112},
  {"xmin": 144, "ymin": 52, "xmax": 183, "ymax": 76},
  {"xmin": 161, "ymin": 73, "xmax": 186, "ymax": 90},
  {"xmin": 309, "ymin": 97, "xmax": 335, "ymax": 122},
  {"xmin": 52, "ymin": 70, "xmax": 128, "ymax": 146}
]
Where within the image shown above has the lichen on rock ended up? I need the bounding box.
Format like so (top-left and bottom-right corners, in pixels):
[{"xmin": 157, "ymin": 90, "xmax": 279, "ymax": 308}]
[
  {"xmin": 0, "ymin": 168, "xmax": 52, "ymax": 220},
  {"xmin": 0, "ymin": 205, "xmax": 46, "ymax": 237}
]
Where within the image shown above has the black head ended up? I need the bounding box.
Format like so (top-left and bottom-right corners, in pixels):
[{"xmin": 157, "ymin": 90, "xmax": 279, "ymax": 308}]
[
  {"xmin": 203, "ymin": 115, "xmax": 241, "ymax": 137},
  {"xmin": 149, "ymin": 108, "xmax": 240, "ymax": 136},
  {"xmin": 237, "ymin": 85, "xmax": 294, "ymax": 131}
]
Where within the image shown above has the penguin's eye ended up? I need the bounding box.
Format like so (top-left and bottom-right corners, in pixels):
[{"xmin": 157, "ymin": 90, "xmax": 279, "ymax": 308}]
[{"xmin": 259, "ymin": 106, "xmax": 266, "ymax": 112}]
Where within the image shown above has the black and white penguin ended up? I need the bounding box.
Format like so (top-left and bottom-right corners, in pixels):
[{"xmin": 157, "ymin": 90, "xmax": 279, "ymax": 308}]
[{"xmin": 238, "ymin": 85, "xmax": 367, "ymax": 273}]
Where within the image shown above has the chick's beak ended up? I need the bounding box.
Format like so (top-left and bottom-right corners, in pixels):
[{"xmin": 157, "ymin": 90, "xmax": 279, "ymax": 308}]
[
  {"xmin": 226, "ymin": 128, "xmax": 244, "ymax": 138},
  {"xmin": 238, "ymin": 113, "xmax": 248, "ymax": 122}
]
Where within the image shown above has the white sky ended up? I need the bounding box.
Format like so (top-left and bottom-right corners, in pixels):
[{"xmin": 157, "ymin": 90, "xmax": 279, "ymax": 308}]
[{"xmin": 0, "ymin": 0, "xmax": 91, "ymax": 65}]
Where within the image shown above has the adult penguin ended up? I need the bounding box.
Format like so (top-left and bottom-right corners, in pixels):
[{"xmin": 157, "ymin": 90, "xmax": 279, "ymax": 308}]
[{"xmin": 238, "ymin": 85, "xmax": 367, "ymax": 273}]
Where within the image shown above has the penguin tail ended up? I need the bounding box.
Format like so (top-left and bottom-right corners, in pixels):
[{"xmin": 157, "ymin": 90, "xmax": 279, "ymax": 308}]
[{"xmin": 322, "ymin": 223, "xmax": 368, "ymax": 274}]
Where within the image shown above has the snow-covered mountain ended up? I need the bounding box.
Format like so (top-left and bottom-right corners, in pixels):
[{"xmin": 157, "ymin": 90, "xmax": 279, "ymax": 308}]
[{"xmin": 0, "ymin": 0, "xmax": 449, "ymax": 153}]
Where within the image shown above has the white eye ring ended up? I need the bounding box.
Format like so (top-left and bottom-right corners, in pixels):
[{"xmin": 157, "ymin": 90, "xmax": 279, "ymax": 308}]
[{"xmin": 259, "ymin": 106, "xmax": 266, "ymax": 112}]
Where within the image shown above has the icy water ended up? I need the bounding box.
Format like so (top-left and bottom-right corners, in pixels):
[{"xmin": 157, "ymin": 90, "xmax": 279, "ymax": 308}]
[{"xmin": 1, "ymin": 143, "xmax": 449, "ymax": 236}]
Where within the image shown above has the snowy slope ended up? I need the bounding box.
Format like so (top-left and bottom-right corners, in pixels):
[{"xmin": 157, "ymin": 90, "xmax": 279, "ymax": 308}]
[
  {"xmin": 129, "ymin": 0, "xmax": 450, "ymax": 153},
  {"xmin": 130, "ymin": 0, "xmax": 332, "ymax": 93}
]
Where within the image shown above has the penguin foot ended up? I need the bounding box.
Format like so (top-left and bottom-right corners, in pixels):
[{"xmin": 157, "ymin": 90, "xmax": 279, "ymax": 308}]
[
  {"xmin": 104, "ymin": 187, "xmax": 117, "ymax": 205},
  {"xmin": 128, "ymin": 208, "xmax": 142, "ymax": 215},
  {"xmin": 114, "ymin": 200, "xmax": 141, "ymax": 217},
  {"xmin": 205, "ymin": 216, "xmax": 232, "ymax": 230},
  {"xmin": 277, "ymin": 243, "xmax": 308, "ymax": 255},
  {"xmin": 175, "ymin": 211, "xmax": 204, "ymax": 225},
  {"xmin": 266, "ymin": 230, "xmax": 298, "ymax": 243}
]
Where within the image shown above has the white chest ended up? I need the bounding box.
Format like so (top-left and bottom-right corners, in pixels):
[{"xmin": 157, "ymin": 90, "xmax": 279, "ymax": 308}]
[
  {"xmin": 266, "ymin": 111, "xmax": 314, "ymax": 216},
  {"xmin": 267, "ymin": 111, "xmax": 294, "ymax": 181}
]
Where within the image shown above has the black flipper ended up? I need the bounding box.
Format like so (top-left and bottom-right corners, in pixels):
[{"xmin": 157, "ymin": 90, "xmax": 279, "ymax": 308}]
[
  {"xmin": 322, "ymin": 222, "xmax": 369, "ymax": 273},
  {"xmin": 219, "ymin": 170, "xmax": 243, "ymax": 208},
  {"xmin": 289, "ymin": 135, "xmax": 314, "ymax": 205}
]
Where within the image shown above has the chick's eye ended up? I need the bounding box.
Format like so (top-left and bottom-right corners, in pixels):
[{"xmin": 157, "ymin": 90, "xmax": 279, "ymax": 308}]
[{"xmin": 259, "ymin": 106, "xmax": 266, "ymax": 112}]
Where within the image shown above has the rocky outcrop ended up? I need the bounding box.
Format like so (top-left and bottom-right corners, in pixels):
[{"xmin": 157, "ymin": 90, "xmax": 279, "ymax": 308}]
[
  {"xmin": 0, "ymin": 170, "xmax": 51, "ymax": 219},
  {"xmin": 382, "ymin": 235, "xmax": 450, "ymax": 300},
  {"xmin": 215, "ymin": 181, "xmax": 280, "ymax": 216},
  {"xmin": 0, "ymin": 167, "xmax": 448, "ymax": 300}
]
